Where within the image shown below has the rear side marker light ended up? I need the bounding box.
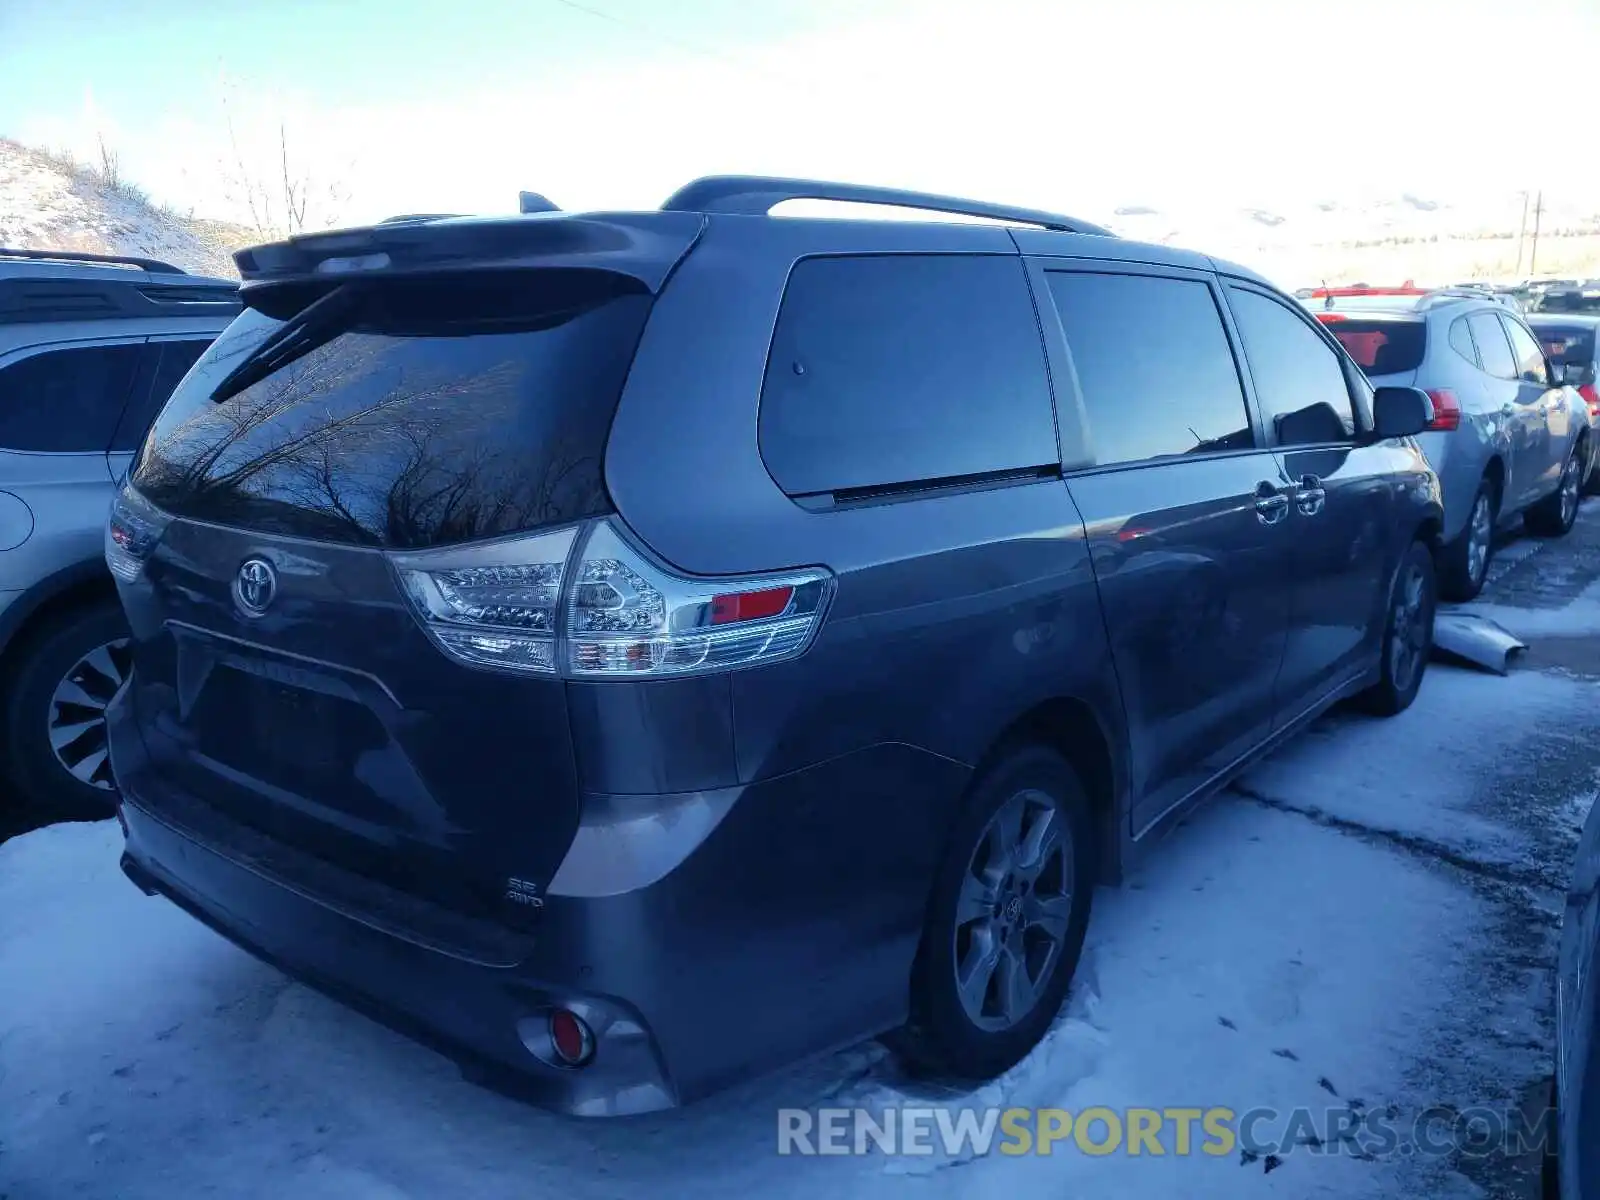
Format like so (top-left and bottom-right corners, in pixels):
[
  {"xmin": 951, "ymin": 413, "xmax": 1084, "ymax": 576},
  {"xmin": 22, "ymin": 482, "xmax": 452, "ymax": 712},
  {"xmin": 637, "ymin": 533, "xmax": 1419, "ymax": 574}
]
[
  {"xmin": 1424, "ymin": 388, "xmax": 1462, "ymax": 432},
  {"xmin": 549, "ymin": 1009, "xmax": 595, "ymax": 1067},
  {"xmin": 390, "ymin": 517, "xmax": 835, "ymax": 680},
  {"xmin": 710, "ymin": 586, "xmax": 794, "ymax": 625}
]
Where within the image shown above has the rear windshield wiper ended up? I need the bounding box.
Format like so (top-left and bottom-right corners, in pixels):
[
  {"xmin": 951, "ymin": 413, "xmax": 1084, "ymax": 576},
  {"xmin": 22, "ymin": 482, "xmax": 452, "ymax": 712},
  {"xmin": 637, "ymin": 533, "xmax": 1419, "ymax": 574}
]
[{"xmin": 211, "ymin": 282, "xmax": 364, "ymax": 404}]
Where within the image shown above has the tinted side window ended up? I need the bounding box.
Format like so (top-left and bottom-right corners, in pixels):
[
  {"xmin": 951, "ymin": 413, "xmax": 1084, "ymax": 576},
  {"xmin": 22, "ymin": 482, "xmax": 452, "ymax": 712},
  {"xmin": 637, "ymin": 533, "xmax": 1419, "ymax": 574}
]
[
  {"xmin": 0, "ymin": 343, "xmax": 142, "ymax": 452},
  {"xmin": 1502, "ymin": 318, "xmax": 1549, "ymax": 384},
  {"xmin": 1467, "ymin": 312, "xmax": 1517, "ymax": 379},
  {"xmin": 111, "ymin": 338, "xmax": 214, "ymax": 453},
  {"xmin": 1227, "ymin": 288, "xmax": 1355, "ymax": 446},
  {"xmin": 1449, "ymin": 316, "xmax": 1479, "ymax": 366},
  {"xmin": 759, "ymin": 255, "xmax": 1057, "ymax": 495},
  {"xmin": 1044, "ymin": 271, "xmax": 1252, "ymax": 465}
]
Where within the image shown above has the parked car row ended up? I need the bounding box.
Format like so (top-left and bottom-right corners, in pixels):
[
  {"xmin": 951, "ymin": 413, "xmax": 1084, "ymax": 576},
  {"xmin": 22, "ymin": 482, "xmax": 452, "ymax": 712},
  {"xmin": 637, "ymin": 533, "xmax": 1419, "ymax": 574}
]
[
  {"xmin": 1530, "ymin": 278, "xmax": 1600, "ymax": 315},
  {"xmin": 1300, "ymin": 283, "xmax": 1592, "ymax": 600}
]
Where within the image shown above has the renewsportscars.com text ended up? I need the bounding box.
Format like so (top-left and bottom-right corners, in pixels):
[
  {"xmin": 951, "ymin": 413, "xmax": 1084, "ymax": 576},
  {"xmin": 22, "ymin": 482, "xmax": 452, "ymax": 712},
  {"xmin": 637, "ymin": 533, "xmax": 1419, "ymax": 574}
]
[{"xmin": 777, "ymin": 1104, "xmax": 1554, "ymax": 1159}]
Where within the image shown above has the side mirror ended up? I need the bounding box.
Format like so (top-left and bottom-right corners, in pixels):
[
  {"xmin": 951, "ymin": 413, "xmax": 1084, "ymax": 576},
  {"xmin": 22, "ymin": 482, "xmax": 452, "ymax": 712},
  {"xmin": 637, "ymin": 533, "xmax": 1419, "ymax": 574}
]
[
  {"xmin": 1372, "ymin": 385, "xmax": 1432, "ymax": 439},
  {"xmin": 1550, "ymin": 361, "xmax": 1571, "ymax": 386}
]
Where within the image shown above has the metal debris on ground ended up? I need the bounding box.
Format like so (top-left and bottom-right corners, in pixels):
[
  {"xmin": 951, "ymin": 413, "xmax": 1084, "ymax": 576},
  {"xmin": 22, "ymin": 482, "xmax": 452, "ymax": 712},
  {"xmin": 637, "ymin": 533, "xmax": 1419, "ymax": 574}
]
[{"xmin": 1431, "ymin": 612, "xmax": 1528, "ymax": 676}]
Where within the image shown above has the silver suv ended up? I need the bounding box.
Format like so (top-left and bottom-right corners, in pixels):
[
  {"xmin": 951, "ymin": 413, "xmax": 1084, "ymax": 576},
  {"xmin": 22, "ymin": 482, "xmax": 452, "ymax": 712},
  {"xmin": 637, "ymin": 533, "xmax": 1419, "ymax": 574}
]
[
  {"xmin": 1308, "ymin": 286, "xmax": 1590, "ymax": 600},
  {"xmin": 0, "ymin": 248, "xmax": 238, "ymax": 819}
]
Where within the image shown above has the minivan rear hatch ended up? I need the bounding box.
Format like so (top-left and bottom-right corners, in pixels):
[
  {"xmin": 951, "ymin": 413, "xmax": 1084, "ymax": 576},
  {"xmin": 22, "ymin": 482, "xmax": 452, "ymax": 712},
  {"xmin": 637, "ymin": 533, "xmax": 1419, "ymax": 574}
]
[{"xmin": 119, "ymin": 213, "xmax": 700, "ymax": 927}]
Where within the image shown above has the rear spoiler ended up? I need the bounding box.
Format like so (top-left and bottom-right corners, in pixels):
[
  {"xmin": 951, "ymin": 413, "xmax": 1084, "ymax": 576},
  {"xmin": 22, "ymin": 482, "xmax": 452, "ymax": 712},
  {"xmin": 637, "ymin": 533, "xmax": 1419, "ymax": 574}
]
[{"xmin": 232, "ymin": 211, "xmax": 707, "ymax": 296}]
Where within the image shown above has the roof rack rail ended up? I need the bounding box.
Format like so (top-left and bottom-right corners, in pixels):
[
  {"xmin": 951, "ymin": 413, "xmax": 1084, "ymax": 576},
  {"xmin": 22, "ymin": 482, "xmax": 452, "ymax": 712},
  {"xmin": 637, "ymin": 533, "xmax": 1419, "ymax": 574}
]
[
  {"xmin": 378, "ymin": 213, "xmax": 464, "ymax": 224},
  {"xmin": 0, "ymin": 276, "xmax": 240, "ymax": 327},
  {"xmin": 0, "ymin": 246, "xmax": 187, "ymax": 275},
  {"xmin": 1418, "ymin": 286, "xmax": 1518, "ymax": 309},
  {"xmin": 659, "ymin": 175, "xmax": 1115, "ymax": 236},
  {"xmin": 518, "ymin": 191, "xmax": 560, "ymax": 214}
]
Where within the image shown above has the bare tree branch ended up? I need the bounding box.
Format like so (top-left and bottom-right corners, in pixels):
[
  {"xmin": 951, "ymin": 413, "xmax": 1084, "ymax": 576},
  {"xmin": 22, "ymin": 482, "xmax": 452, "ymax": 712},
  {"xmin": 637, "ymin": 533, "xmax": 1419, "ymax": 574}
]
[{"xmin": 217, "ymin": 82, "xmax": 346, "ymax": 240}]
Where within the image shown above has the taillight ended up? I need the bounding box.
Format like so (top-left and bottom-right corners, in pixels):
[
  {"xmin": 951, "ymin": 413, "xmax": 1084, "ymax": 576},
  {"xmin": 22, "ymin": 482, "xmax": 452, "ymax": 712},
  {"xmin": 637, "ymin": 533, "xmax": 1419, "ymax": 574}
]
[
  {"xmin": 564, "ymin": 520, "xmax": 832, "ymax": 678},
  {"xmin": 1424, "ymin": 388, "xmax": 1462, "ymax": 432},
  {"xmin": 104, "ymin": 486, "xmax": 173, "ymax": 583},
  {"xmin": 1580, "ymin": 382, "xmax": 1600, "ymax": 419},
  {"xmin": 391, "ymin": 525, "xmax": 578, "ymax": 675},
  {"xmin": 392, "ymin": 517, "xmax": 835, "ymax": 679}
]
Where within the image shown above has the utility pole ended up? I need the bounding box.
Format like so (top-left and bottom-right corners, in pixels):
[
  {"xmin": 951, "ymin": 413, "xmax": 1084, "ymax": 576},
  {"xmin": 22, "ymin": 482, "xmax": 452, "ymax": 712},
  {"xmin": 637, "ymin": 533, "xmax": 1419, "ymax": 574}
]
[
  {"xmin": 1515, "ymin": 191, "xmax": 1530, "ymax": 276},
  {"xmin": 1529, "ymin": 190, "xmax": 1545, "ymax": 277}
]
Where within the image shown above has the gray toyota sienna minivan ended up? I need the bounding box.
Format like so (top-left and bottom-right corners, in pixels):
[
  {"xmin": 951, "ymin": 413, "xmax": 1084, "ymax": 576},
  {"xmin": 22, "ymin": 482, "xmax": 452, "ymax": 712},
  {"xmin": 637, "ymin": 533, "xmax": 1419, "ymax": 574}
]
[{"xmin": 107, "ymin": 177, "xmax": 1442, "ymax": 1116}]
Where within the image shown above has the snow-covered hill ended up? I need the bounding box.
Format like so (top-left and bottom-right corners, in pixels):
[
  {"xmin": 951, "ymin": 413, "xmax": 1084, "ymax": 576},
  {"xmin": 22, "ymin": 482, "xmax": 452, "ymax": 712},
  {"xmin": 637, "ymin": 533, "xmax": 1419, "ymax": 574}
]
[{"xmin": 0, "ymin": 138, "xmax": 254, "ymax": 279}]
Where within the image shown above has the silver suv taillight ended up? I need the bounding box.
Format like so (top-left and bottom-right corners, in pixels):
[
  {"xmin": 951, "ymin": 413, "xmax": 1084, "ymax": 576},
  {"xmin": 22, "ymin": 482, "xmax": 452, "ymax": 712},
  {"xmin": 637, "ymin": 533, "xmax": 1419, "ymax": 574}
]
[
  {"xmin": 104, "ymin": 487, "xmax": 173, "ymax": 583},
  {"xmin": 391, "ymin": 518, "xmax": 834, "ymax": 679}
]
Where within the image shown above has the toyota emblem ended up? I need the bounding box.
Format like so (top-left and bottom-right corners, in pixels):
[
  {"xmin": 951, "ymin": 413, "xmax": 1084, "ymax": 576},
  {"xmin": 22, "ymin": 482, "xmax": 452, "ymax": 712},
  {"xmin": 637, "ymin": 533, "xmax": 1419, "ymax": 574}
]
[{"xmin": 232, "ymin": 557, "xmax": 278, "ymax": 617}]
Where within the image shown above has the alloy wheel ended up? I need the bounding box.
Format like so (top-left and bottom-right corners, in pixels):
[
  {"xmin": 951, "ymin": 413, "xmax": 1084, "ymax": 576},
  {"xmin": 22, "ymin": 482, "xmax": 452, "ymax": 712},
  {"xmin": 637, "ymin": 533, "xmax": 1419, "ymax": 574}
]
[
  {"xmin": 1560, "ymin": 452, "xmax": 1581, "ymax": 528},
  {"xmin": 1389, "ymin": 560, "xmax": 1430, "ymax": 695},
  {"xmin": 1467, "ymin": 494, "xmax": 1492, "ymax": 585},
  {"xmin": 953, "ymin": 789, "xmax": 1075, "ymax": 1032},
  {"xmin": 46, "ymin": 638, "xmax": 131, "ymax": 790}
]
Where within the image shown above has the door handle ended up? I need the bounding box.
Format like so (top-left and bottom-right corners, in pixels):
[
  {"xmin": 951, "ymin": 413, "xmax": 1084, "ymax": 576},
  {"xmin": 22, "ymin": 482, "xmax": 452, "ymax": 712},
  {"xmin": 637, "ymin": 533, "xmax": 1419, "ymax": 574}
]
[
  {"xmin": 1295, "ymin": 473, "xmax": 1326, "ymax": 516},
  {"xmin": 1254, "ymin": 481, "xmax": 1289, "ymax": 526}
]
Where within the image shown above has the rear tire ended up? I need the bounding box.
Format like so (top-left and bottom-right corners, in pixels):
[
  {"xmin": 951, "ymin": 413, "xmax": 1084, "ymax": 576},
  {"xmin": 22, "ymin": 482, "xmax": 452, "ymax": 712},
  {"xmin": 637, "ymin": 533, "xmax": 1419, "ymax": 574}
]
[
  {"xmin": 1438, "ymin": 480, "xmax": 1496, "ymax": 602},
  {"xmin": 1359, "ymin": 540, "xmax": 1436, "ymax": 718},
  {"xmin": 893, "ymin": 745, "xmax": 1095, "ymax": 1081},
  {"xmin": 1527, "ymin": 443, "xmax": 1582, "ymax": 537},
  {"xmin": 2, "ymin": 601, "xmax": 130, "ymax": 823}
]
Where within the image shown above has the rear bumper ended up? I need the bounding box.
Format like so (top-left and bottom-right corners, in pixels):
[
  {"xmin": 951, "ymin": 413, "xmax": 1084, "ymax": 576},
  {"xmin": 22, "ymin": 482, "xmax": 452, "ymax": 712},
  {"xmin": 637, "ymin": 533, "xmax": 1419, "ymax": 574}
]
[{"xmin": 108, "ymin": 680, "xmax": 965, "ymax": 1114}]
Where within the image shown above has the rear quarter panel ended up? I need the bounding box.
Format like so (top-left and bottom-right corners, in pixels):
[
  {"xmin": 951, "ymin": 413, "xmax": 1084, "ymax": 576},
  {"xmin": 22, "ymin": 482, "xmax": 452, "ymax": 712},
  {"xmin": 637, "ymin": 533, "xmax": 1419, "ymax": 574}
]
[
  {"xmin": 0, "ymin": 450, "xmax": 112, "ymax": 590},
  {"xmin": 1406, "ymin": 342, "xmax": 1505, "ymax": 540},
  {"xmin": 604, "ymin": 217, "xmax": 1125, "ymax": 782},
  {"xmin": 599, "ymin": 220, "xmax": 1130, "ymax": 1066}
]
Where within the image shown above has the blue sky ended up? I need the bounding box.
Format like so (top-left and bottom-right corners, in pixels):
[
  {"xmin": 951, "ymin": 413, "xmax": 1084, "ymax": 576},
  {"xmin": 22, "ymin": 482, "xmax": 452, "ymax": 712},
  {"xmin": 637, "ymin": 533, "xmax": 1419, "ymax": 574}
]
[{"xmin": 3, "ymin": 0, "xmax": 1599, "ymax": 230}]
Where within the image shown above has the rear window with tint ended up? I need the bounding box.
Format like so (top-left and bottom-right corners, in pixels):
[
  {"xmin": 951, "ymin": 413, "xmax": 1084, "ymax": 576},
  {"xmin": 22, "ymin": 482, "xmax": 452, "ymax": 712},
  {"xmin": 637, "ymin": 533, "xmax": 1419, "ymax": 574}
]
[
  {"xmin": 112, "ymin": 338, "xmax": 215, "ymax": 453},
  {"xmin": 1535, "ymin": 325, "xmax": 1598, "ymax": 374},
  {"xmin": 1467, "ymin": 312, "xmax": 1518, "ymax": 379},
  {"xmin": 132, "ymin": 271, "xmax": 652, "ymax": 547},
  {"xmin": 0, "ymin": 342, "xmax": 142, "ymax": 452},
  {"xmin": 758, "ymin": 255, "xmax": 1057, "ymax": 496},
  {"xmin": 1325, "ymin": 320, "xmax": 1426, "ymax": 376}
]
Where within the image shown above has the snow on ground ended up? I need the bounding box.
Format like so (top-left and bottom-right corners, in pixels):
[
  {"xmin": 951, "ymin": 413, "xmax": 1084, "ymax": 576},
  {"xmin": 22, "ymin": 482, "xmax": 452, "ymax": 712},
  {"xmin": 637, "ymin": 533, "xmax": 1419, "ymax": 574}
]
[
  {"xmin": 5, "ymin": 516, "xmax": 1600, "ymax": 1199},
  {"xmin": 1465, "ymin": 593, "xmax": 1600, "ymax": 641}
]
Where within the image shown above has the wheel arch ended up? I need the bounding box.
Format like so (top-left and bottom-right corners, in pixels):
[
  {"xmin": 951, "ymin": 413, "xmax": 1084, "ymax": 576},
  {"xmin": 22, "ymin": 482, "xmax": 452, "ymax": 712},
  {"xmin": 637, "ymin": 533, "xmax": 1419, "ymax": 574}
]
[
  {"xmin": 974, "ymin": 695, "xmax": 1126, "ymax": 886},
  {"xmin": 1483, "ymin": 453, "xmax": 1506, "ymax": 503},
  {"xmin": 1414, "ymin": 511, "xmax": 1444, "ymax": 551},
  {"xmin": 0, "ymin": 559, "xmax": 119, "ymax": 676}
]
